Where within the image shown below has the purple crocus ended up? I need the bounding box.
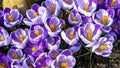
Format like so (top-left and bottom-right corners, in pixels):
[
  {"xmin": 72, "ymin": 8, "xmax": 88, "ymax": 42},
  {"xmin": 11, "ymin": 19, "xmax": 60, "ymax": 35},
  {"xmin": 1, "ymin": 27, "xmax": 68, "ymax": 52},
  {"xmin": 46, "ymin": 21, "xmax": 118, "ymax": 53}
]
[
  {"xmin": 22, "ymin": 55, "xmax": 36, "ymax": 68},
  {"xmin": 61, "ymin": 27, "xmax": 79, "ymax": 46},
  {"xmin": 74, "ymin": 0, "xmax": 97, "ymax": 16},
  {"xmin": 27, "ymin": 25, "xmax": 47, "ymax": 44},
  {"xmin": 7, "ymin": 47, "xmax": 25, "ymax": 62},
  {"xmin": 35, "ymin": 53, "xmax": 53, "ymax": 68},
  {"xmin": 68, "ymin": 9, "xmax": 82, "ymax": 25},
  {"xmin": 10, "ymin": 28, "xmax": 28, "ymax": 49},
  {"xmin": 92, "ymin": 9, "xmax": 113, "ymax": 32},
  {"xmin": 87, "ymin": 37, "xmax": 113, "ymax": 57},
  {"xmin": 0, "ymin": 53, "xmax": 10, "ymax": 68},
  {"xmin": 0, "ymin": 27, "xmax": 11, "ymax": 47},
  {"xmin": 78, "ymin": 22, "xmax": 102, "ymax": 44},
  {"xmin": 4, "ymin": 8, "xmax": 23, "ymax": 28},
  {"xmin": 44, "ymin": 17, "xmax": 64, "ymax": 37},
  {"xmin": 105, "ymin": 0, "xmax": 120, "ymax": 8},
  {"xmin": 11, "ymin": 60, "xmax": 22, "ymax": 68},
  {"xmin": 58, "ymin": 0, "xmax": 74, "ymax": 10},
  {"xmin": 51, "ymin": 54, "xmax": 76, "ymax": 68},
  {"xmin": 23, "ymin": 4, "xmax": 48, "ymax": 26},
  {"xmin": 42, "ymin": 0, "xmax": 60, "ymax": 16},
  {"xmin": 45, "ymin": 36, "xmax": 61, "ymax": 51}
]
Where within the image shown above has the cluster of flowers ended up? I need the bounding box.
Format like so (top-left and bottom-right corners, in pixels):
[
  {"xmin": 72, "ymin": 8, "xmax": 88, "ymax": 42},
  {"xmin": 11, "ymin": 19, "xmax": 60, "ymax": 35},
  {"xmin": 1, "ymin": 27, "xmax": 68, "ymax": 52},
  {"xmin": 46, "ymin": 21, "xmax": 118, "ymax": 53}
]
[{"xmin": 0, "ymin": 0, "xmax": 120, "ymax": 68}]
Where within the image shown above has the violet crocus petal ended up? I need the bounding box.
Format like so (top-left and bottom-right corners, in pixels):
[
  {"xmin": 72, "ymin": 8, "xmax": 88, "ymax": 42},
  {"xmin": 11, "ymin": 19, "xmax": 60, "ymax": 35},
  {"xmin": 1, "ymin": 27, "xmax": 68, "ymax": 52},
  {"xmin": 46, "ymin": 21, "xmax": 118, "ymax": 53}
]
[
  {"xmin": 23, "ymin": 18, "xmax": 33, "ymax": 26},
  {"xmin": 61, "ymin": 49, "xmax": 72, "ymax": 56},
  {"xmin": 11, "ymin": 60, "xmax": 22, "ymax": 68},
  {"xmin": 107, "ymin": 8, "xmax": 115, "ymax": 18},
  {"xmin": 10, "ymin": 9, "xmax": 19, "ymax": 20},
  {"xmin": 31, "ymin": 3, "xmax": 40, "ymax": 12},
  {"xmin": 26, "ymin": 9, "xmax": 36, "ymax": 20},
  {"xmin": 70, "ymin": 43, "xmax": 82, "ymax": 53},
  {"xmin": 74, "ymin": 0, "xmax": 97, "ymax": 16}
]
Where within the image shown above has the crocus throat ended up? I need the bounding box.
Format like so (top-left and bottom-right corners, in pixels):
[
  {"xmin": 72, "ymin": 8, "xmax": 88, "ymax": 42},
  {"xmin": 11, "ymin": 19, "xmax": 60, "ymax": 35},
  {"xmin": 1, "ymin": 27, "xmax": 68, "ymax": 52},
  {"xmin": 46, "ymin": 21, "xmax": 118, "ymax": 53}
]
[
  {"xmin": 113, "ymin": 25, "xmax": 118, "ymax": 29},
  {"xmin": 53, "ymin": 53, "xmax": 58, "ymax": 59},
  {"xmin": 97, "ymin": 44, "xmax": 108, "ymax": 50},
  {"xmin": 110, "ymin": 0, "xmax": 116, "ymax": 7},
  {"xmin": 34, "ymin": 12, "xmax": 38, "ymax": 17},
  {"xmin": 102, "ymin": 15, "xmax": 108, "ymax": 25},
  {"xmin": 34, "ymin": 29, "xmax": 40, "ymax": 36},
  {"xmin": 49, "ymin": 4, "xmax": 55, "ymax": 14},
  {"xmin": 98, "ymin": 0, "xmax": 101, "ymax": 4},
  {"xmin": 11, "ymin": 53, "xmax": 19, "ymax": 59},
  {"xmin": 0, "ymin": 36, "xmax": 5, "ymax": 41},
  {"xmin": 49, "ymin": 24, "xmax": 55, "ymax": 32},
  {"xmin": 65, "ymin": 0, "xmax": 69, "ymax": 4},
  {"xmin": 8, "ymin": 15, "xmax": 14, "ymax": 22},
  {"xmin": 50, "ymin": 42, "xmax": 54, "ymax": 46},
  {"xmin": 84, "ymin": 2, "xmax": 89, "ymax": 11},
  {"xmin": 32, "ymin": 47, "xmax": 37, "ymax": 52},
  {"xmin": 19, "ymin": 34, "xmax": 24, "ymax": 43},
  {"xmin": 41, "ymin": 66, "xmax": 49, "ymax": 68},
  {"xmin": 86, "ymin": 28, "xmax": 92, "ymax": 41},
  {"xmin": 29, "ymin": 65, "xmax": 34, "ymax": 68},
  {"xmin": 68, "ymin": 31, "xmax": 74, "ymax": 40},
  {"xmin": 60, "ymin": 62, "xmax": 68, "ymax": 68},
  {"xmin": 72, "ymin": 16, "xmax": 77, "ymax": 21},
  {"xmin": 0, "ymin": 63, "xmax": 6, "ymax": 68}
]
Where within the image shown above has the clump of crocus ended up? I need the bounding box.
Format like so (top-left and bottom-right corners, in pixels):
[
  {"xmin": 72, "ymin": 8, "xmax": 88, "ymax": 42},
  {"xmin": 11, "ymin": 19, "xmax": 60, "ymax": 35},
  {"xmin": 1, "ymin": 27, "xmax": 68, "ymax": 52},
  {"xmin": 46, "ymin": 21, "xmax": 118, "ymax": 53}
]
[{"xmin": 4, "ymin": 8, "xmax": 23, "ymax": 28}]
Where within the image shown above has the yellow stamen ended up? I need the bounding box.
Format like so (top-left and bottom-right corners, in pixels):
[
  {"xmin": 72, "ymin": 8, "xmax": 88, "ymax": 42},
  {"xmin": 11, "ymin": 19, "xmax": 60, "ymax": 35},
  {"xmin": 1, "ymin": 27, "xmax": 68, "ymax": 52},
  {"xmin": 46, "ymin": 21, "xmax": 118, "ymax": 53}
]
[
  {"xmin": 34, "ymin": 29, "xmax": 40, "ymax": 36},
  {"xmin": 102, "ymin": 15, "xmax": 108, "ymax": 25},
  {"xmin": 19, "ymin": 34, "xmax": 24, "ymax": 43},
  {"xmin": 0, "ymin": 36, "xmax": 5, "ymax": 41},
  {"xmin": 41, "ymin": 66, "xmax": 49, "ymax": 68},
  {"xmin": 49, "ymin": 24, "xmax": 55, "ymax": 32},
  {"xmin": 97, "ymin": 44, "xmax": 108, "ymax": 50},
  {"xmin": 32, "ymin": 47, "xmax": 37, "ymax": 52},
  {"xmin": 72, "ymin": 16, "xmax": 77, "ymax": 21},
  {"xmin": 0, "ymin": 63, "xmax": 6, "ymax": 68},
  {"xmin": 83, "ymin": 2, "xmax": 89, "ymax": 11},
  {"xmin": 65, "ymin": 0, "xmax": 69, "ymax": 4},
  {"xmin": 29, "ymin": 65, "xmax": 34, "ymax": 68},
  {"xmin": 11, "ymin": 53, "xmax": 19, "ymax": 59},
  {"xmin": 86, "ymin": 28, "xmax": 92, "ymax": 41},
  {"xmin": 60, "ymin": 62, "xmax": 68, "ymax": 68},
  {"xmin": 68, "ymin": 31, "xmax": 74, "ymax": 40},
  {"xmin": 8, "ymin": 15, "xmax": 14, "ymax": 22},
  {"xmin": 49, "ymin": 4, "xmax": 55, "ymax": 14},
  {"xmin": 33, "ymin": 12, "xmax": 38, "ymax": 17},
  {"xmin": 110, "ymin": 0, "xmax": 116, "ymax": 7}
]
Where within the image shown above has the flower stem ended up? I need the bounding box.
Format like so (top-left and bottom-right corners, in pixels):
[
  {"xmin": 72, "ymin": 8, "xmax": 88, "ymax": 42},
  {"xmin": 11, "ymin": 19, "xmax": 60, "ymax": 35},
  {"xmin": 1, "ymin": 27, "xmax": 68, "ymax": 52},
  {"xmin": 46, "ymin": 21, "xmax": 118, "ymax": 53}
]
[
  {"xmin": 90, "ymin": 52, "xmax": 92, "ymax": 68},
  {"xmin": 75, "ymin": 52, "xmax": 91, "ymax": 58}
]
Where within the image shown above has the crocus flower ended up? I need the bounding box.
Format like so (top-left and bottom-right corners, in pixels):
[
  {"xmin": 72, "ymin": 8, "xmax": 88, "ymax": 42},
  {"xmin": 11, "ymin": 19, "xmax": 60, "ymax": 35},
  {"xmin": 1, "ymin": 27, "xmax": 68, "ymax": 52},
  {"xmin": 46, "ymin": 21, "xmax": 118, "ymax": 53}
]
[
  {"xmin": 74, "ymin": 0, "xmax": 97, "ymax": 16},
  {"xmin": 7, "ymin": 47, "xmax": 25, "ymax": 62},
  {"xmin": 42, "ymin": 0, "xmax": 60, "ymax": 16},
  {"xmin": 10, "ymin": 28, "xmax": 28, "ymax": 49},
  {"xmin": 23, "ymin": 3, "xmax": 48, "ymax": 26},
  {"xmin": 78, "ymin": 22, "xmax": 102, "ymax": 44},
  {"xmin": 92, "ymin": 9, "xmax": 113, "ymax": 32},
  {"xmin": 4, "ymin": 8, "xmax": 23, "ymax": 28},
  {"xmin": 35, "ymin": 53, "xmax": 53, "ymax": 68},
  {"xmin": 68, "ymin": 9, "xmax": 82, "ymax": 25},
  {"xmin": 0, "ymin": 27, "xmax": 11, "ymax": 47},
  {"xmin": 51, "ymin": 54, "xmax": 76, "ymax": 68},
  {"xmin": 24, "ymin": 40, "xmax": 46, "ymax": 57},
  {"xmin": 44, "ymin": 17, "xmax": 64, "ymax": 37},
  {"xmin": 87, "ymin": 37, "xmax": 113, "ymax": 57},
  {"xmin": 112, "ymin": 18, "xmax": 120, "ymax": 35},
  {"xmin": 58, "ymin": 0, "xmax": 74, "ymax": 10},
  {"xmin": 11, "ymin": 60, "xmax": 22, "ymax": 68},
  {"xmin": 22, "ymin": 55, "xmax": 36, "ymax": 68},
  {"xmin": 27, "ymin": 25, "xmax": 47, "ymax": 44},
  {"xmin": 61, "ymin": 27, "xmax": 79, "ymax": 46},
  {"xmin": 0, "ymin": 53, "xmax": 10, "ymax": 68},
  {"xmin": 45, "ymin": 36, "xmax": 61, "ymax": 51}
]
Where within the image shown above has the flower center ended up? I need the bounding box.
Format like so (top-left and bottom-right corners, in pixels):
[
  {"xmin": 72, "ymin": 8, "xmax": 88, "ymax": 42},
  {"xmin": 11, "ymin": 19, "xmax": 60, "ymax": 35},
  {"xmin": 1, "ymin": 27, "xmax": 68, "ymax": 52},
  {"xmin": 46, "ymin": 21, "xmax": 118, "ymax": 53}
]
[
  {"xmin": 98, "ymin": 0, "xmax": 101, "ymax": 4},
  {"xmin": 29, "ymin": 65, "xmax": 34, "ymax": 68},
  {"xmin": 53, "ymin": 53, "xmax": 58, "ymax": 59},
  {"xmin": 113, "ymin": 25, "xmax": 118, "ymax": 29},
  {"xmin": 102, "ymin": 15, "xmax": 108, "ymax": 26},
  {"xmin": 19, "ymin": 34, "xmax": 24, "ymax": 43},
  {"xmin": 32, "ymin": 47, "xmax": 37, "ymax": 52},
  {"xmin": 84, "ymin": 2, "xmax": 89, "ymax": 11},
  {"xmin": 8, "ymin": 15, "xmax": 14, "ymax": 22},
  {"xmin": 72, "ymin": 16, "xmax": 77, "ymax": 21},
  {"xmin": 49, "ymin": 4, "xmax": 55, "ymax": 14},
  {"xmin": 110, "ymin": 0, "xmax": 116, "ymax": 7},
  {"xmin": 50, "ymin": 42, "xmax": 54, "ymax": 46},
  {"xmin": 0, "ymin": 63, "xmax": 6, "ymax": 68},
  {"xmin": 0, "ymin": 36, "xmax": 5, "ymax": 41},
  {"xmin": 49, "ymin": 24, "xmax": 55, "ymax": 32},
  {"xmin": 65, "ymin": 0, "xmax": 69, "ymax": 4},
  {"xmin": 86, "ymin": 28, "xmax": 92, "ymax": 41},
  {"xmin": 34, "ymin": 12, "xmax": 38, "ymax": 17},
  {"xmin": 60, "ymin": 62, "xmax": 68, "ymax": 68},
  {"xmin": 11, "ymin": 53, "xmax": 19, "ymax": 59},
  {"xmin": 68, "ymin": 31, "xmax": 74, "ymax": 40},
  {"xmin": 97, "ymin": 44, "xmax": 108, "ymax": 50},
  {"xmin": 41, "ymin": 66, "xmax": 49, "ymax": 68},
  {"xmin": 34, "ymin": 29, "xmax": 40, "ymax": 36}
]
